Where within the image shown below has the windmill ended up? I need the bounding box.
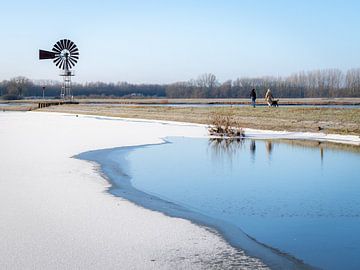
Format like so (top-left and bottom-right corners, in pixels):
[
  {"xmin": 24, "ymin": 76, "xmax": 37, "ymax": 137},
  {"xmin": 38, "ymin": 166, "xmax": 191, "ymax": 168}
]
[{"xmin": 39, "ymin": 39, "xmax": 79, "ymax": 99}]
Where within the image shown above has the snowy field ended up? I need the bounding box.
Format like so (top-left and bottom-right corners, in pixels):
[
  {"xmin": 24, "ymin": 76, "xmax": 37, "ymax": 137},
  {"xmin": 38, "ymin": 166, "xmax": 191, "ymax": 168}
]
[
  {"xmin": 0, "ymin": 111, "xmax": 358, "ymax": 269},
  {"xmin": 0, "ymin": 112, "xmax": 268, "ymax": 270}
]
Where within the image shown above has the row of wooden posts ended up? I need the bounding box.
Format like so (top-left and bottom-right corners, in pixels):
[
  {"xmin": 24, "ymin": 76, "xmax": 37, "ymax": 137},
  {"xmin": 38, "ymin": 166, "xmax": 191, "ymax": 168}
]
[{"xmin": 38, "ymin": 101, "xmax": 79, "ymax": 108}]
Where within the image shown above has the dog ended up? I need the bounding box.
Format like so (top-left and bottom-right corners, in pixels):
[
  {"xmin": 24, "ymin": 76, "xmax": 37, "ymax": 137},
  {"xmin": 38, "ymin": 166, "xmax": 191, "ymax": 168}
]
[{"xmin": 270, "ymin": 99, "xmax": 279, "ymax": 107}]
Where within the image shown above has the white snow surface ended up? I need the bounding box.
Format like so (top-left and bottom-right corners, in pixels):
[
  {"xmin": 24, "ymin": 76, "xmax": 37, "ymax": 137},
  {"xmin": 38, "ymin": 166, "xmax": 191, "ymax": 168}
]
[
  {"xmin": 243, "ymin": 128, "xmax": 360, "ymax": 145},
  {"xmin": 0, "ymin": 112, "xmax": 268, "ymax": 270}
]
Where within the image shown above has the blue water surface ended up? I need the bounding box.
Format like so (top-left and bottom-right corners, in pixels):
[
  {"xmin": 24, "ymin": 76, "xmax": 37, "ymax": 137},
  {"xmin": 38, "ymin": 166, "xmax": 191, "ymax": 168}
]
[
  {"xmin": 78, "ymin": 137, "xmax": 360, "ymax": 270},
  {"xmin": 125, "ymin": 138, "xmax": 360, "ymax": 270}
]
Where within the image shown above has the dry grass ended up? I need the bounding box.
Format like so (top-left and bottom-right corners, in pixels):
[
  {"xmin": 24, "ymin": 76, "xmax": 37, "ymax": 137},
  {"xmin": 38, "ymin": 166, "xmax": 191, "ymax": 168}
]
[
  {"xmin": 208, "ymin": 110, "xmax": 244, "ymax": 137},
  {"xmin": 37, "ymin": 104, "xmax": 360, "ymax": 136},
  {"xmin": 0, "ymin": 105, "xmax": 37, "ymax": 111}
]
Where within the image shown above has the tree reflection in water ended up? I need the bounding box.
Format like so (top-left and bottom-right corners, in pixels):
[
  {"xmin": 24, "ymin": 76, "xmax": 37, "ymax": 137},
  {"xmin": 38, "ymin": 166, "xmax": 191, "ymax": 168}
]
[
  {"xmin": 209, "ymin": 137, "xmax": 359, "ymax": 167},
  {"xmin": 250, "ymin": 140, "xmax": 256, "ymax": 163},
  {"xmin": 208, "ymin": 137, "xmax": 244, "ymax": 166}
]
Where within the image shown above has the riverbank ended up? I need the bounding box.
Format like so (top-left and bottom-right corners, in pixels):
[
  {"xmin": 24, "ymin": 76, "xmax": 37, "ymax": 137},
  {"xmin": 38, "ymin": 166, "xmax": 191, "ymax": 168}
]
[{"xmin": 36, "ymin": 103, "xmax": 360, "ymax": 136}]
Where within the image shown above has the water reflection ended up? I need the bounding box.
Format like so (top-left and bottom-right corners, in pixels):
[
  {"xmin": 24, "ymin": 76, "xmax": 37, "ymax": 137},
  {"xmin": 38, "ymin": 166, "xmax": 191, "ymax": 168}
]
[
  {"xmin": 208, "ymin": 137, "xmax": 360, "ymax": 166},
  {"xmin": 208, "ymin": 137, "xmax": 244, "ymax": 164},
  {"xmin": 250, "ymin": 140, "xmax": 256, "ymax": 163},
  {"xmin": 319, "ymin": 142, "xmax": 324, "ymax": 166},
  {"xmin": 210, "ymin": 138, "xmax": 275, "ymax": 163},
  {"xmin": 265, "ymin": 141, "xmax": 273, "ymax": 161}
]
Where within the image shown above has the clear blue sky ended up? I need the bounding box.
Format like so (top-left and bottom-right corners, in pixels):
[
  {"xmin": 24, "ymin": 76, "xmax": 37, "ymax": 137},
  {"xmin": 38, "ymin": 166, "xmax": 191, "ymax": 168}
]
[{"xmin": 1, "ymin": 0, "xmax": 359, "ymax": 83}]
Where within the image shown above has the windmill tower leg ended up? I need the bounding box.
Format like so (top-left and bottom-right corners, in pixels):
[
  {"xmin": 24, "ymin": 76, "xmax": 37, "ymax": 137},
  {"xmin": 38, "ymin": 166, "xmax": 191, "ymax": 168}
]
[
  {"xmin": 61, "ymin": 69, "xmax": 73, "ymax": 100},
  {"xmin": 60, "ymin": 77, "xmax": 65, "ymax": 99}
]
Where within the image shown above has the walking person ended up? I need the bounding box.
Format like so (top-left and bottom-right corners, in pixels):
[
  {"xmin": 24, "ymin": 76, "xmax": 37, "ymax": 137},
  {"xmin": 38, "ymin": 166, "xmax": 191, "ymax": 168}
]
[
  {"xmin": 250, "ymin": 88, "xmax": 257, "ymax": 108},
  {"xmin": 265, "ymin": 89, "xmax": 273, "ymax": 106}
]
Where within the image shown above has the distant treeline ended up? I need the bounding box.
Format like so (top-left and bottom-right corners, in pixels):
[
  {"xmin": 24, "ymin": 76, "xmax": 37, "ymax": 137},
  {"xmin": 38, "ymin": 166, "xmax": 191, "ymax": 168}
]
[
  {"xmin": 1, "ymin": 68, "xmax": 360, "ymax": 99},
  {"xmin": 165, "ymin": 69, "xmax": 360, "ymax": 98}
]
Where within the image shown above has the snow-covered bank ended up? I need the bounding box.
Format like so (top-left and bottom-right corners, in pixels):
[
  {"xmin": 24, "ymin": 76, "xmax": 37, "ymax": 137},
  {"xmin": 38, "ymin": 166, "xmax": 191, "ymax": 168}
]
[
  {"xmin": 243, "ymin": 128, "xmax": 360, "ymax": 146},
  {"xmin": 50, "ymin": 112, "xmax": 360, "ymax": 146},
  {"xmin": 55, "ymin": 113, "xmax": 360, "ymax": 146},
  {"xmin": 0, "ymin": 112, "xmax": 267, "ymax": 270}
]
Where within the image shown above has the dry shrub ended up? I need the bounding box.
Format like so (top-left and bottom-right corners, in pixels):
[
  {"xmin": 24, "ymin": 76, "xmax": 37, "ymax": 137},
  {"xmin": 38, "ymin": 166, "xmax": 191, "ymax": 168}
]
[{"xmin": 208, "ymin": 110, "xmax": 244, "ymax": 137}]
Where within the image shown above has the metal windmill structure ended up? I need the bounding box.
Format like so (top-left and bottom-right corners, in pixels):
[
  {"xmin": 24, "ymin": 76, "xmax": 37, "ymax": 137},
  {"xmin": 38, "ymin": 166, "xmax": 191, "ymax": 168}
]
[{"xmin": 39, "ymin": 39, "xmax": 79, "ymax": 99}]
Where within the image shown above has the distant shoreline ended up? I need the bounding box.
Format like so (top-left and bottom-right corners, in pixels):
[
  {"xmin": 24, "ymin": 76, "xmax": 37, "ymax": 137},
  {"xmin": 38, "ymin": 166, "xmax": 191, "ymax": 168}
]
[{"xmin": 2, "ymin": 97, "xmax": 360, "ymax": 106}]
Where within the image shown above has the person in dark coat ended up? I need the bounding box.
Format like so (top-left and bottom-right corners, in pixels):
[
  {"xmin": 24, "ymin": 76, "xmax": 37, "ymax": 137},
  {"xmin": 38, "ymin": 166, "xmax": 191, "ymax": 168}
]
[{"xmin": 250, "ymin": 89, "xmax": 257, "ymax": 108}]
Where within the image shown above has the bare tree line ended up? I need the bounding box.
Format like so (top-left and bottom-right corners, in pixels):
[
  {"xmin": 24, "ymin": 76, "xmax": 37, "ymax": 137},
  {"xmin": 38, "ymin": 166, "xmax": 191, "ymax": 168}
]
[
  {"xmin": 1, "ymin": 68, "xmax": 360, "ymax": 99},
  {"xmin": 166, "ymin": 69, "xmax": 360, "ymax": 98}
]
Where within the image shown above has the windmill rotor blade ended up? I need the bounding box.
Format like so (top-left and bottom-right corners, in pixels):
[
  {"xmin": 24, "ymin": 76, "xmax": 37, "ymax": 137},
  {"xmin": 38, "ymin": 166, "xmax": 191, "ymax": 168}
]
[
  {"xmin": 67, "ymin": 40, "xmax": 72, "ymax": 50},
  {"xmin": 55, "ymin": 58, "xmax": 61, "ymax": 68},
  {"xmin": 70, "ymin": 47, "xmax": 78, "ymax": 54},
  {"xmin": 63, "ymin": 39, "xmax": 69, "ymax": 49},
  {"xmin": 39, "ymin": 50, "xmax": 56, "ymax": 59},
  {"xmin": 68, "ymin": 58, "xmax": 76, "ymax": 67},
  {"xmin": 70, "ymin": 51, "xmax": 79, "ymax": 56},
  {"xmin": 63, "ymin": 39, "xmax": 69, "ymax": 50},
  {"xmin": 53, "ymin": 57, "xmax": 62, "ymax": 65},
  {"xmin": 53, "ymin": 58, "xmax": 62, "ymax": 66},
  {"xmin": 58, "ymin": 58, "xmax": 64, "ymax": 69},
  {"xmin": 70, "ymin": 56, "xmax": 79, "ymax": 62},
  {"xmin": 69, "ymin": 44, "xmax": 77, "ymax": 52},
  {"xmin": 61, "ymin": 60, "xmax": 66, "ymax": 70},
  {"xmin": 66, "ymin": 39, "xmax": 72, "ymax": 50},
  {"xmin": 59, "ymin": 39, "xmax": 63, "ymax": 50},
  {"xmin": 57, "ymin": 41, "xmax": 64, "ymax": 51},
  {"xmin": 57, "ymin": 40, "xmax": 64, "ymax": 50},
  {"xmin": 69, "ymin": 57, "xmax": 78, "ymax": 64},
  {"xmin": 69, "ymin": 41, "xmax": 76, "ymax": 51},
  {"xmin": 70, "ymin": 48, "xmax": 79, "ymax": 53},
  {"xmin": 58, "ymin": 59, "xmax": 64, "ymax": 68},
  {"xmin": 53, "ymin": 42, "xmax": 62, "ymax": 52},
  {"xmin": 60, "ymin": 40, "xmax": 66, "ymax": 50},
  {"xmin": 52, "ymin": 46, "xmax": 61, "ymax": 53},
  {"xmin": 68, "ymin": 57, "xmax": 75, "ymax": 64},
  {"xmin": 64, "ymin": 60, "xmax": 68, "ymax": 70},
  {"xmin": 62, "ymin": 39, "xmax": 67, "ymax": 50}
]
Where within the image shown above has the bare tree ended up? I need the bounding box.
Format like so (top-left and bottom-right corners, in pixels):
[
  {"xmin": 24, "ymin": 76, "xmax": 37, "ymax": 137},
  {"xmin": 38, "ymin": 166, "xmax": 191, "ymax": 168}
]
[
  {"xmin": 346, "ymin": 68, "xmax": 360, "ymax": 96},
  {"xmin": 197, "ymin": 73, "xmax": 218, "ymax": 89},
  {"xmin": 6, "ymin": 76, "xmax": 32, "ymax": 97}
]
